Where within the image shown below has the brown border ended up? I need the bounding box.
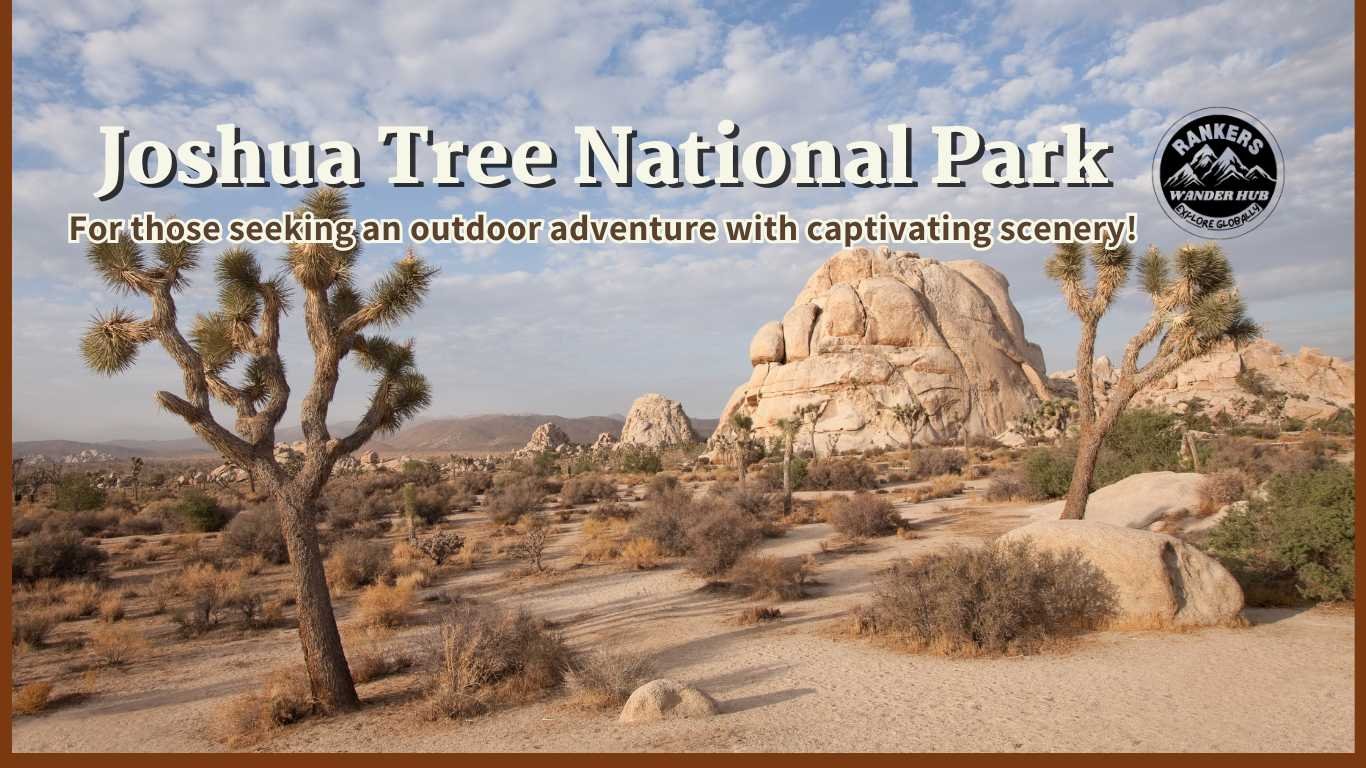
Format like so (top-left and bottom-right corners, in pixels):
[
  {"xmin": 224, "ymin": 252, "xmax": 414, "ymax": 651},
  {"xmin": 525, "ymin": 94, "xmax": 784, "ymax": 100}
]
[{"xmin": 2, "ymin": 0, "xmax": 1360, "ymax": 760}]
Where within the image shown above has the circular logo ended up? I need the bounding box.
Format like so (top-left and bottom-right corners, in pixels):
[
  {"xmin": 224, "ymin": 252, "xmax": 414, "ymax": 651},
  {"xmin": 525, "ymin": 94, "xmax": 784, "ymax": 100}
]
[{"xmin": 1152, "ymin": 107, "xmax": 1283, "ymax": 238}]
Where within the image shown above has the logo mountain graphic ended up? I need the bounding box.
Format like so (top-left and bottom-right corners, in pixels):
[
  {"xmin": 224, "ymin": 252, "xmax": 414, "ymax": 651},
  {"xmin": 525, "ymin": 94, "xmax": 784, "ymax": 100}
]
[{"xmin": 1163, "ymin": 144, "xmax": 1276, "ymax": 189}]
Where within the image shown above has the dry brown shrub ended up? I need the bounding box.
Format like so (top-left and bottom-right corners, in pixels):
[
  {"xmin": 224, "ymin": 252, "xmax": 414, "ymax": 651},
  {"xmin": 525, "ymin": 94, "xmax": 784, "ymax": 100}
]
[
  {"xmin": 98, "ymin": 593, "xmax": 126, "ymax": 623},
  {"xmin": 424, "ymin": 602, "xmax": 570, "ymax": 719},
  {"xmin": 578, "ymin": 517, "xmax": 628, "ymax": 562},
  {"xmin": 62, "ymin": 581, "xmax": 103, "ymax": 619},
  {"xmin": 1199, "ymin": 470, "xmax": 1249, "ymax": 515},
  {"xmin": 325, "ymin": 538, "xmax": 392, "ymax": 592},
  {"xmin": 685, "ymin": 504, "xmax": 762, "ymax": 579},
  {"xmin": 89, "ymin": 623, "xmax": 149, "ymax": 666},
  {"xmin": 736, "ymin": 606, "xmax": 782, "ymax": 625},
  {"xmin": 355, "ymin": 578, "xmax": 418, "ymax": 628},
  {"xmin": 560, "ymin": 475, "xmax": 617, "ymax": 506},
  {"xmin": 728, "ymin": 554, "xmax": 816, "ymax": 601},
  {"xmin": 219, "ymin": 668, "xmax": 317, "ymax": 747},
  {"xmin": 12, "ymin": 682, "xmax": 54, "ymax": 715},
  {"xmin": 344, "ymin": 626, "xmax": 414, "ymax": 684},
  {"xmin": 12, "ymin": 608, "xmax": 61, "ymax": 648},
  {"xmin": 823, "ymin": 492, "xmax": 905, "ymax": 540},
  {"xmin": 904, "ymin": 475, "xmax": 965, "ymax": 504},
  {"xmin": 852, "ymin": 541, "xmax": 1116, "ymax": 656},
  {"xmin": 620, "ymin": 538, "xmax": 661, "ymax": 570},
  {"xmin": 564, "ymin": 649, "xmax": 655, "ymax": 710}
]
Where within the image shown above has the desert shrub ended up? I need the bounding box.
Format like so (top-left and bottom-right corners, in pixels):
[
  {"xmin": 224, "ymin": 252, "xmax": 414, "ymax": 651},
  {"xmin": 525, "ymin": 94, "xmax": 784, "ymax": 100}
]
[
  {"xmin": 736, "ymin": 606, "xmax": 782, "ymax": 625},
  {"xmin": 854, "ymin": 541, "xmax": 1117, "ymax": 656},
  {"xmin": 617, "ymin": 446, "xmax": 663, "ymax": 475},
  {"xmin": 1019, "ymin": 448, "xmax": 1074, "ymax": 500},
  {"xmin": 1093, "ymin": 408, "xmax": 1183, "ymax": 486},
  {"xmin": 645, "ymin": 473, "xmax": 679, "ymax": 498},
  {"xmin": 905, "ymin": 475, "xmax": 965, "ymax": 503},
  {"xmin": 1203, "ymin": 436, "xmax": 1328, "ymax": 485},
  {"xmin": 589, "ymin": 501, "xmax": 636, "ymax": 521},
  {"xmin": 984, "ymin": 473, "xmax": 1028, "ymax": 502},
  {"xmin": 710, "ymin": 480, "xmax": 774, "ymax": 518},
  {"xmin": 802, "ymin": 457, "xmax": 877, "ymax": 490},
  {"xmin": 401, "ymin": 482, "xmax": 457, "ymax": 526},
  {"xmin": 907, "ymin": 448, "xmax": 966, "ymax": 480},
  {"xmin": 220, "ymin": 668, "xmax": 318, "ymax": 747},
  {"xmin": 1207, "ymin": 465, "xmax": 1355, "ymax": 604},
  {"xmin": 824, "ymin": 492, "xmax": 903, "ymax": 540},
  {"xmin": 1198, "ymin": 470, "xmax": 1248, "ymax": 514},
  {"xmin": 401, "ymin": 459, "xmax": 444, "ymax": 485},
  {"xmin": 344, "ymin": 626, "xmax": 414, "ymax": 684},
  {"xmin": 89, "ymin": 623, "xmax": 148, "ymax": 666},
  {"xmin": 12, "ymin": 609, "xmax": 60, "ymax": 647},
  {"xmin": 560, "ymin": 474, "xmax": 617, "ymax": 506},
  {"xmin": 409, "ymin": 530, "xmax": 465, "ymax": 566},
  {"xmin": 54, "ymin": 475, "xmax": 106, "ymax": 512},
  {"xmin": 356, "ymin": 579, "xmax": 418, "ymax": 628},
  {"xmin": 1311, "ymin": 407, "xmax": 1355, "ymax": 435},
  {"xmin": 425, "ymin": 602, "xmax": 571, "ymax": 719},
  {"xmin": 630, "ymin": 488, "xmax": 695, "ymax": 556},
  {"xmin": 12, "ymin": 682, "xmax": 54, "ymax": 715},
  {"xmin": 564, "ymin": 649, "xmax": 655, "ymax": 710},
  {"xmin": 620, "ymin": 537, "xmax": 661, "ymax": 570},
  {"xmin": 174, "ymin": 490, "xmax": 231, "ymax": 532},
  {"xmin": 59, "ymin": 508, "xmax": 122, "ymax": 537},
  {"xmin": 170, "ymin": 564, "xmax": 234, "ymax": 633},
  {"xmin": 685, "ymin": 505, "xmax": 762, "ymax": 579},
  {"xmin": 12, "ymin": 530, "xmax": 107, "ymax": 583},
  {"xmin": 728, "ymin": 554, "xmax": 814, "ymax": 601},
  {"xmin": 507, "ymin": 515, "xmax": 552, "ymax": 573},
  {"xmin": 98, "ymin": 594, "xmax": 126, "ymax": 623},
  {"xmin": 485, "ymin": 478, "xmax": 545, "ymax": 525},
  {"xmin": 578, "ymin": 517, "xmax": 628, "ymax": 562},
  {"xmin": 325, "ymin": 538, "xmax": 392, "ymax": 591},
  {"xmin": 222, "ymin": 506, "xmax": 289, "ymax": 564},
  {"xmin": 449, "ymin": 470, "xmax": 494, "ymax": 496},
  {"xmin": 61, "ymin": 581, "xmax": 103, "ymax": 618}
]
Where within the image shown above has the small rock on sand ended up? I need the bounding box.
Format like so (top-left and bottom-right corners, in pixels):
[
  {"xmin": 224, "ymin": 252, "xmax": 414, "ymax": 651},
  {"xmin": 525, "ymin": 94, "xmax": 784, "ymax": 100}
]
[{"xmin": 619, "ymin": 679, "xmax": 719, "ymax": 723}]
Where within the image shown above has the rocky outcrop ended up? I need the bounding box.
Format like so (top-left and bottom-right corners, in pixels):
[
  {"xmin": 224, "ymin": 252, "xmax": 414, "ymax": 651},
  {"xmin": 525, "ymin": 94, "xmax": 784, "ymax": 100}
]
[
  {"xmin": 1050, "ymin": 340, "xmax": 1354, "ymax": 424},
  {"xmin": 1001, "ymin": 520, "xmax": 1244, "ymax": 627},
  {"xmin": 619, "ymin": 679, "xmax": 719, "ymax": 723},
  {"xmin": 591, "ymin": 432, "xmax": 618, "ymax": 451},
  {"xmin": 1030, "ymin": 471, "xmax": 1205, "ymax": 530},
  {"xmin": 620, "ymin": 393, "xmax": 700, "ymax": 447},
  {"xmin": 519, "ymin": 422, "xmax": 572, "ymax": 455},
  {"xmin": 713, "ymin": 247, "xmax": 1050, "ymax": 456}
]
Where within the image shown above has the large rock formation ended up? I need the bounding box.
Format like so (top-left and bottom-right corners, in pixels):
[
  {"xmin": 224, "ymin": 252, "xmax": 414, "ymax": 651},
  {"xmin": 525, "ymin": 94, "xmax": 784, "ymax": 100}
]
[
  {"xmin": 620, "ymin": 393, "xmax": 700, "ymax": 447},
  {"xmin": 712, "ymin": 247, "xmax": 1050, "ymax": 455},
  {"xmin": 1030, "ymin": 471, "xmax": 1205, "ymax": 530},
  {"xmin": 1001, "ymin": 520, "xmax": 1244, "ymax": 627},
  {"xmin": 1050, "ymin": 340, "xmax": 1354, "ymax": 424},
  {"xmin": 519, "ymin": 422, "xmax": 572, "ymax": 455}
]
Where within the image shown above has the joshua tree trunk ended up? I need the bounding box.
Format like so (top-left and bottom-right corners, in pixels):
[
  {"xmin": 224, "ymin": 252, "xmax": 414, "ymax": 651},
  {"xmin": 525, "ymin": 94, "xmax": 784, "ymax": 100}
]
[
  {"xmin": 1060, "ymin": 421, "xmax": 1106, "ymax": 520},
  {"xmin": 277, "ymin": 493, "xmax": 356, "ymax": 710},
  {"xmin": 781, "ymin": 435, "xmax": 794, "ymax": 517}
]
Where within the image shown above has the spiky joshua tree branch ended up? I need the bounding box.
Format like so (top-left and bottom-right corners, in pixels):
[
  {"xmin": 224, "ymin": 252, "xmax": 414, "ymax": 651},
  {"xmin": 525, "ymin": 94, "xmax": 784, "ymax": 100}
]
[
  {"xmin": 80, "ymin": 189, "xmax": 437, "ymax": 712},
  {"xmin": 1046, "ymin": 242, "xmax": 1258, "ymax": 520}
]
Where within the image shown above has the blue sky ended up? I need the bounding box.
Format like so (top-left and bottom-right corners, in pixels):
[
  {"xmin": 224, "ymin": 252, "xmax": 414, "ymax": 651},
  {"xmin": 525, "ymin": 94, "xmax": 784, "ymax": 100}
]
[{"xmin": 10, "ymin": 0, "xmax": 1356, "ymax": 441}]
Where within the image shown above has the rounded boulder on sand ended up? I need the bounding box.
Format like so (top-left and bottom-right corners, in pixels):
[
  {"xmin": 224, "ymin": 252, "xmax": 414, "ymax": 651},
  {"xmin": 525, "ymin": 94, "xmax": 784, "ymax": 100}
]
[{"xmin": 619, "ymin": 679, "xmax": 720, "ymax": 723}]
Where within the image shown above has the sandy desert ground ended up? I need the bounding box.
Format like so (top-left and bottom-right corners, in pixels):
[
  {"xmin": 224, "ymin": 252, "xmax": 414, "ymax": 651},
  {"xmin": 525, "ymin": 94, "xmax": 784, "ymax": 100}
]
[{"xmin": 10, "ymin": 479, "xmax": 1355, "ymax": 753}]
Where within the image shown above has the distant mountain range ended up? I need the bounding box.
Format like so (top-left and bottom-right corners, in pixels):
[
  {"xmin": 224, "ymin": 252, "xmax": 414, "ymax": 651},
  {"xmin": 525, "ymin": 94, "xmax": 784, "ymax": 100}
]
[
  {"xmin": 13, "ymin": 413, "xmax": 720, "ymax": 459},
  {"xmin": 1164, "ymin": 145, "xmax": 1276, "ymax": 189}
]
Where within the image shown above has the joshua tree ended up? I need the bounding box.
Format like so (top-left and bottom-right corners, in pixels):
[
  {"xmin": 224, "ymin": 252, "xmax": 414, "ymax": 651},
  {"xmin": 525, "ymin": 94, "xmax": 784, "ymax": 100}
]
[
  {"xmin": 79, "ymin": 189, "xmax": 436, "ymax": 712},
  {"xmin": 728, "ymin": 412, "xmax": 754, "ymax": 485},
  {"xmin": 774, "ymin": 417, "xmax": 801, "ymax": 516},
  {"xmin": 795, "ymin": 402, "xmax": 822, "ymax": 456},
  {"xmin": 1047, "ymin": 242, "xmax": 1258, "ymax": 520},
  {"xmin": 891, "ymin": 401, "xmax": 927, "ymax": 451},
  {"xmin": 129, "ymin": 456, "xmax": 143, "ymax": 501}
]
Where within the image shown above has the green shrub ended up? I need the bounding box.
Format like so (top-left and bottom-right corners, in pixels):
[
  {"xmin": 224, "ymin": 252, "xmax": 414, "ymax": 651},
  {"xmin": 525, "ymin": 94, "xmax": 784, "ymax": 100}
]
[
  {"xmin": 617, "ymin": 446, "xmax": 662, "ymax": 475},
  {"xmin": 1207, "ymin": 465, "xmax": 1355, "ymax": 604},
  {"xmin": 13, "ymin": 530, "xmax": 107, "ymax": 583},
  {"xmin": 485, "ymin": 478, "xmax": 544, "ymax": 525},
  {"xmin": 176, "ymin": 491, "xmax": 231, "ymax": 532},
  {"xmin": 54, "ymin": 475, "xmax": 106, "ymax": 512},
  {"xmin": 854, "ymin": 541, "xmax": 1117, "ymax": 655},
  {"xmin": 1312, "ymin": 408, "xmax": 1355, "ymax": 435},
  {"xmin": 1020, "ymin": 448, "xmax": 1074, "ymax": 500},
  {"xmin": 1092, "ymin": 409, "xmax": 1183, "ymax": 486},
  {"xmin": 402, "ymin": 483, "xmax": 449, "ymax": 526}
]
